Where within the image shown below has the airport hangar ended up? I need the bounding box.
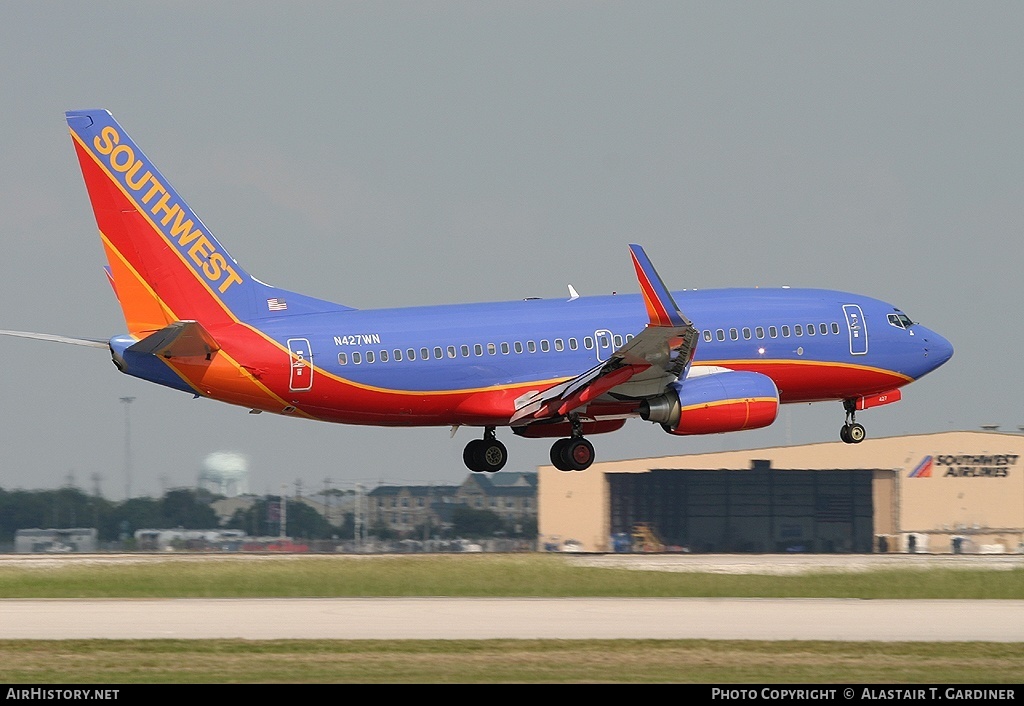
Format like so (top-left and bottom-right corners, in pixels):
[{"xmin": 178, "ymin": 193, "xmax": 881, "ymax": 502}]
[{"xmin": 537, "ymin": 431, "xmax": 1024, "ymax": 554}]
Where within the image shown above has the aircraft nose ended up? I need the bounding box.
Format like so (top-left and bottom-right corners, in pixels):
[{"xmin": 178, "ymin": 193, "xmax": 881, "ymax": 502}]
[{"xmin": 921, "ymin": 328, "xmax": 954, "ymax": 369}]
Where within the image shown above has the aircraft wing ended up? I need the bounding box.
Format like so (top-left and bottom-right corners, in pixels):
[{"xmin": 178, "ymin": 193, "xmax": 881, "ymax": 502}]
[{"xmin": 510, "ymin": 245, "xmax": 698, "ymax": 424}]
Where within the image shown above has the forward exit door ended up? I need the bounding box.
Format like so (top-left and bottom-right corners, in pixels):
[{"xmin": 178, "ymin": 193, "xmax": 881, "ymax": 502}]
[{"xmin": 842, "ymin": 305, "xmax": 868, "ymax": 355}]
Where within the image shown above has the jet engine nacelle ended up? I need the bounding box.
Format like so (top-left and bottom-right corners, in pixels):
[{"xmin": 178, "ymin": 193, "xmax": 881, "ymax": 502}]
[{"xmin": 639, "ymin": 371, "xmax": 780, "ymax": 436}]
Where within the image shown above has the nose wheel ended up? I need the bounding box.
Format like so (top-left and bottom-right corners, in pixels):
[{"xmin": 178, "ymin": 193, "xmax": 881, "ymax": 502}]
[
  {"xmin": 840, "ymin": 399, "xmax": 866, "ymax": 444},
  {"xmin": 463, "ymin": 427, "xmax": 508, "ymax": 472}
]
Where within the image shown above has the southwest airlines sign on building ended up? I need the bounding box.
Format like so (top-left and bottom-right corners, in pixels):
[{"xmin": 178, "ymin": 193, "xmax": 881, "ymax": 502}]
[{"xmin": 909, "ymin": 454, "xmax": 1018, "ymax": 478}]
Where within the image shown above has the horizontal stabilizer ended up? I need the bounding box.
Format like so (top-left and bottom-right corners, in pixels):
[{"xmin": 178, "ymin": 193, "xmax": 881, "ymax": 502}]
[
  {"xmin": 126, "ymin": 320, "xmax": 220, "ymax": 359},
  {"xmin": 0, "ymin": 330, "xmax": 107, "ymax": 349}
]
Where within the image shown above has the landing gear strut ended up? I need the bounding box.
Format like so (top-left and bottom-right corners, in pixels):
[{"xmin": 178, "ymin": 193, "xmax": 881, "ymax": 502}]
[
  {"xmin": 550, "ymin": 414, "xmax": 595, "ymax": 471},
  {"xmin": 840, "ymin": 399, "xmax": 866, "ymax": 444},
  {"xmin": 463, "ymin": 427, "xmax": 507, "ymax": 473}
]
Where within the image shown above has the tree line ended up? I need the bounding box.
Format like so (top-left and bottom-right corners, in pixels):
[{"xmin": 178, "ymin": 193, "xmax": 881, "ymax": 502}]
[{"xmin": 0, "ymin": 487, "xmax": 534, "ymax": 543}]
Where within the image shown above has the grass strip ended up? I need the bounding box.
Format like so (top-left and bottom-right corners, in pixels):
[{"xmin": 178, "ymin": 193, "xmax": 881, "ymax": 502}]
[
  {"xmin": 0, "ymin": 639, "xmax": 1020, "ymax": 683},
  {"xmin": 0, "ymin": 555, "xmax": 1021, "ymax": 599}
]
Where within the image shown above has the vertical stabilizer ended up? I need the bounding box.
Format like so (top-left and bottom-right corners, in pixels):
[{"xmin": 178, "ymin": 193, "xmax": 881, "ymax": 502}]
[{"xmin": 66, "ymin": 110, "xmax": 348, "ymax": 337}]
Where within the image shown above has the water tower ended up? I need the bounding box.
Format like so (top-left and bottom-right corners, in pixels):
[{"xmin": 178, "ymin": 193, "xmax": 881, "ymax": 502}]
[{"xmin": 198, "ymin": 452, "xmax": 250, "ymax": 496}]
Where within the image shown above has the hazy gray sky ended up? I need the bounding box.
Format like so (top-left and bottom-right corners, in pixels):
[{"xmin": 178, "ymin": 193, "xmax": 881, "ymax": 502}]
[{"xmin": 1, "ymin": 2, "xmax": 1020, "ymax": 498}]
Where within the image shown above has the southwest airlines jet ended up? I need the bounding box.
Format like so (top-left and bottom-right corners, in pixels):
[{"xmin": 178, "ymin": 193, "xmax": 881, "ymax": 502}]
[{"xmin": 1, "ymin": 110, "xmax": 953, "ymax": 473}]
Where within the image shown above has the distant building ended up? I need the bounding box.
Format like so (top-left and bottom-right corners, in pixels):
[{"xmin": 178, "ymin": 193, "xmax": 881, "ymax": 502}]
[
  {"xmin": 368, "ymin": 484, "xmax": 460, "ymax": 535},
  {"xmin": 15, "ymin": 528, "xmax": 97, "ymax": 553},
  {"xmin": 210, "ymin": 495, "xmax": 259, "ymax": 526},
  {"xmin": 539, "ymin": 431, "xmax": 1024, "ymax": 554},
  {"xmin": 368, "ymin": 472, "xmax": 537, "ymax": 535},
  {"xmin": 457, "ymin": 472, "xmax": 537, "ymax": 526}
]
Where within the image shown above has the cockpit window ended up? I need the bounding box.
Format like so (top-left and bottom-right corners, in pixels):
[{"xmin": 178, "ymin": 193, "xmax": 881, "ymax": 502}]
[{"xmin": 888, "ymin": 311, "xmax": 914, "ymax": 329}]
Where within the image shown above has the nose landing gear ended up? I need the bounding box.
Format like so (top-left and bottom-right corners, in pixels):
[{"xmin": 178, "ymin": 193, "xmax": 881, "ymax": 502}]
[{"xmin": 840, "ymin": 399, "xmax": 866, "ymax": 444}]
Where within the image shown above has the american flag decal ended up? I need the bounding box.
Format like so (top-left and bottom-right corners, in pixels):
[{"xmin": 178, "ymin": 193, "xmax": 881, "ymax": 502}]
[{"xmin": 267, "ymin": 298, "xmax": 288, "ymax": 311}]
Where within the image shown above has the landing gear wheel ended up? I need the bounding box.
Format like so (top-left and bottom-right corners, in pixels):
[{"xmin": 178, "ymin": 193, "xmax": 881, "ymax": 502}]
[
  {"xmin": 463, "ymin": 436, "xmax": 508, "ymax": 472},
  {"xmin": 463, "ymin": 439, "xmax": 484, "ymax": 471},
  {"xmin": 563, "ymin": 437, "xmax": 595, "ymax": 471},
  {"xmin": 550, "ymin": 438, "xmax": 572, "ymax": 471},
  {"xmin": 840, "ymin": 423, "xmax": 866, "ymax": 444}
]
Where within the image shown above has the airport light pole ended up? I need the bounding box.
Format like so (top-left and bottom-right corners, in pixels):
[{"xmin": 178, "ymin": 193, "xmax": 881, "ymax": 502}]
[
  {"xmin": 280, "ymin": 483, "xmax": 287, "ymax": 538},
  {"xmin": 354, "ymin": 483, "xmax": 365, "ymax": 551},
  {"xmin": 120, "ymin": 396, "xmax": 136, "ymax": 500}
]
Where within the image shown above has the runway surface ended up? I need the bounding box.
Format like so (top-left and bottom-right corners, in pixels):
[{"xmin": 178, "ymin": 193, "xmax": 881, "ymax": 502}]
[
  {"xmin": 2, "ymin": 597, "xmax": 1021, "ymax": 641},
  {"xmin": 1, "ymin": 554, "xmax": 1020, "ymax": 641}
]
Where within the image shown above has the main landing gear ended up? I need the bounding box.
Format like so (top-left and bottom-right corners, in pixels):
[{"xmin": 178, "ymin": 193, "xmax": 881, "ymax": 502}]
[
  {"xmin": 549, "ymin": 414, "xmax": 595, "ymax": 472},
  {"xmin": 550, "ymin": 437, "xmax": 595, "ymax": 471},
  {"xmin": 463, "ymin": 427, "xmax": 508, "ymax": 473},
  {"xmin": 462, "ymin": 417, "xmax": 597, "ymax": 473},
  {"xmin": 840, "ymin": 398, "xmax": 866, "ymax": 444}
]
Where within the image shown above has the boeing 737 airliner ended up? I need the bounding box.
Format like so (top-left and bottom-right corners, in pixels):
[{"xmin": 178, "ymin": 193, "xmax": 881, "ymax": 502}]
[{"xmin": 0, "ymin": 110, "xmax": 953, "ymax": 472}]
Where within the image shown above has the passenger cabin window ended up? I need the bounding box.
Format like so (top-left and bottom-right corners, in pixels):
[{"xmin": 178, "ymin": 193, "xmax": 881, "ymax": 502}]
[
  {"xmin": 474, "ymin": 344, "xmax": 483, "ymax": 356},
  {"xmin": 716, "ymin": 329, "xmax": 725, "ymax": 341},
  {"xmin": 794, "ymin": 325, "xmax": 803, "ymax": 336},
  {"xmin": 554, "ymin": 339, "xmax": 564, "ymax": 351},
  {"xmin": 394, "ymin": 349, "xmax": 403, "ymax": 362},
  {"xmin": 501, "ymin": 342, "xmax": 510, "ymax": 355},
  {"xmin": 729, "ymin": 328, "xmax": 738, "ymax": 341},
  {"xmin": 487, "ymin": 343, "xmax": 497, "ymax": 355},
  {"xmin": 352, "ymin": 352, "xmax": 362, "ymax": 364},
  {"xmin": 540, "ymin": 340, "xmax": 550, "ymax": 352},
  {"xmin": 703, "ymin": 330, "xmax": 712, "ymax": 342},
  {"xmin": 514, "ymin": 342, "xmax": 523, "ymax": 354},
  {"xmin": 769, "ymin": 326, "xmax": 778, "ymax": 338},
  {"xmin": 527, "ymin": 341, "xmax": 536, "ymax": 353},
  {"xmin": 781, "ymin": 326, "xmax": 790, "ymax": 337},
  {"xmin": 366, "ymin": 351, "xmax": 375, "ymax": 363},
  {"xmin": 380, "ymin": 350, "xmax": 388, "ymax": 362},
  {"xmin": 338, "ymin": 352, "xmax": 348, "ymax": 365},
  {"xmin": 420, "ymin": 347, "xmax": 429, "ymax": 360},
  {"xmin": 569, "ymin": 338, "xmax": 578, "ymax": 350},
  {"xmin": 461, "ymin": 344, "xmax": 470, "ymax": 357},
  {"xmin": 613, "ymin": 334, "xmax": 623, "ymax": 347},
  {"xmin": 447, "ymin": 346, "xmax": 456, "ymax": 359},
  {"xmin": 819, "ymin": 323, "xmax": 828, "ymax": 335},
  {"xmin": 742, "ymin": 327, "xmax": 751, "ymax": 340},
  {"xmin": 433, "ymin": 347, "xmax": 443, "ymax": 359},
  {"xmin": 806, "ymin": 324, "xmax": 814, "ymax": 336},
  {"xmin": 755, "ymin": 326, "xmax": 765, "ymax": 339},
  {"xmin": 831, "ymin": 322, "xmax": 840, "ymax": 334},
  {"xmin": 584, "ymin": 337, "xmax": 594, "ymax": 349}
]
